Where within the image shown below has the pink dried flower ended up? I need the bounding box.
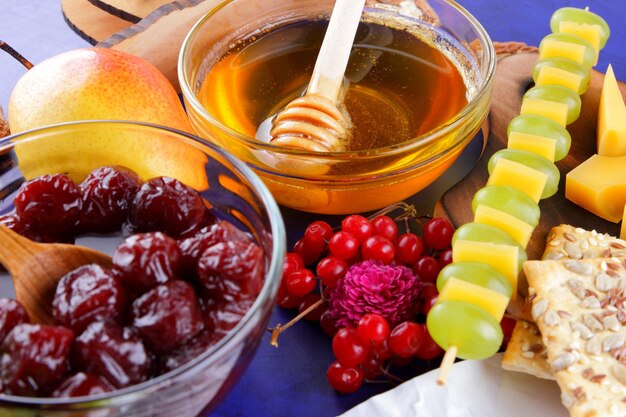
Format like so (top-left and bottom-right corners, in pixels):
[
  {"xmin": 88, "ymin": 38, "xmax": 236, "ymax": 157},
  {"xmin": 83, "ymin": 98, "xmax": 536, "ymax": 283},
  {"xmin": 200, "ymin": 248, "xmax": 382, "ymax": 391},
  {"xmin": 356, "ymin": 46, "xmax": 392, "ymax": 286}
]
[{"xmin": 328, "ymin": 260, "xmax": 421, "ymax": 328}]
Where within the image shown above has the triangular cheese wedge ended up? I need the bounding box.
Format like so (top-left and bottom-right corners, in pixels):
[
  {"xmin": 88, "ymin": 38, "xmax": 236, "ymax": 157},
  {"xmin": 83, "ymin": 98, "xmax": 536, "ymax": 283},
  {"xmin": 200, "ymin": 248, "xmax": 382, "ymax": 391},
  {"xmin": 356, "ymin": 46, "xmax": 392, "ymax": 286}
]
[{"xmin": 597, "ymin": 64, "xmax": 626, "ymax": 156}]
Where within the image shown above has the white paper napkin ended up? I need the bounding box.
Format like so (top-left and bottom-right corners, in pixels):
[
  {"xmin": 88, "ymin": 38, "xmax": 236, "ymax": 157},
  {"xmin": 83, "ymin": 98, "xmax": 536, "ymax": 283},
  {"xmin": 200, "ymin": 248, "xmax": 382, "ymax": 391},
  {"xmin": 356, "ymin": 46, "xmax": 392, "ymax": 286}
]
[{"xmin": 339, "ymin": 354, "xmax": 568, "ymax": 417}]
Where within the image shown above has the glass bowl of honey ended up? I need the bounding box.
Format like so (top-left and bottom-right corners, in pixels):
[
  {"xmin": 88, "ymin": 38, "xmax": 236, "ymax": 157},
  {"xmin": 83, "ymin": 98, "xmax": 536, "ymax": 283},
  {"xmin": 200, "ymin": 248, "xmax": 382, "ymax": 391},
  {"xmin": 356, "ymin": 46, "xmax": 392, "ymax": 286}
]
[{"xmin": 180, "ymin": 0, "xmax": 495, "ymax": 214}]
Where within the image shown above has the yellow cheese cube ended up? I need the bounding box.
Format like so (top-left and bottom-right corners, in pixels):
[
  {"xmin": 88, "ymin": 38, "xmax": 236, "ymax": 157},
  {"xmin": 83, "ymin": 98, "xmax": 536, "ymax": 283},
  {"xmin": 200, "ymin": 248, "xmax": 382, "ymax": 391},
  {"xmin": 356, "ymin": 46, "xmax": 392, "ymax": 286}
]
[
  {"xmin": 507, "ymin": 131, "xmax": 557, "ymax": 161},
  {"xmin": 452, "ymin": 239, "xmax": 519, "ymax": 296},
  {"xmin": 559, "ymin": 21, "xmax": 601, "ymax": 64},
  {"xmin": 565, "ymin": 154, "xmax": 626, "ymax": 223},
  {"xmin": 520, "ymin": 98, "xmax": 568, "ymax": 126},
  {"xmin": 438, "ymin": 277, "xmax": 509, "ymax": 320},
  {"xmin": 474, "ymin": 204, "xmax": 534, "ymax": 248},
  {"xmin": 598, "ymin": 65, "xmax": 626, "ymax": 157},
  {"xmin": 487, "ymin": 158, "xmax": 548, "ymax": 203},
  {"xmin": 539, "ymin": 39, "xmax": 587, "ymax": 64},
  {"xmin": 621, "ymin": 206, "xmax": 626, "ymax": 241},
  {"xmin": 535, "ymin": 65, "xmax": 583, "ymax": 94}
]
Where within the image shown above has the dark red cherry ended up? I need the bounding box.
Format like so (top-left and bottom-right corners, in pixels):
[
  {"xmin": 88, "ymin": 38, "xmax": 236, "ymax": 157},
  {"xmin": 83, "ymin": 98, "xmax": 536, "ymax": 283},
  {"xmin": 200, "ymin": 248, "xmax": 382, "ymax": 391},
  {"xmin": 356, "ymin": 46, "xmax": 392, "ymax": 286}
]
[
  {"xmin": 112, "ymin": 232, "xmax": 183, "ymax": 293},
  {"xmin": 203, "ymin": 298, "xmax": 253, "ymax": 342},
  {"xmin": 13, "ymin": 174, "xmax": 81, "ymax": 236},
  {"xmin": 128, "ymin": 177, "xmax": 208, "ymax": 238},
  {"xmin": 79, "ymin": 166, "xmax": 141, "ymax": 233},
  {"xmin": 72, "ymin": 322, "xmax": 152, "ymax": 389},
  {"xmin": 0, "ymin": 213, "xmax": 40, "ymax": 242},
  {"xmin": 0, "ymin": 298, "xmax": 30, "ymax": 344},
  {"xmin": 132, "ymin": 281, "xmax": 204, "ymax": 354},
  {"xmin": 52, "ymin": 372, "xmax": 113, "ymax": 398},
  {"xmin": 178, "ymin": 220, "xmax": 251, "ymax": 274},
  {"xmin": 1, "ymin": 324, "xmax": 74, "ymax": 396},
  {"xmin": 196, "ymin": 241, "xmax": 264, "ymax": 302},
  {"xmin": 52, "ymin": 264, "xmax": 127, "ymax": 333},
  {"xmin": 157, "ymin": 331, "xmax": 214, "ymax": 375}
]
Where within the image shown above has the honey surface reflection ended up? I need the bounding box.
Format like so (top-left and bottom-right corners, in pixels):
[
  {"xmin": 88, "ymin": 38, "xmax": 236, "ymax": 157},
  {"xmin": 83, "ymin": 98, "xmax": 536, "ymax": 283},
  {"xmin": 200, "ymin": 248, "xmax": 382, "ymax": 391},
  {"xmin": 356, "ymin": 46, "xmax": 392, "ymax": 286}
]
[{"xmin": 199, "ymin": 18, "xmax": 468, "ymax": 152}]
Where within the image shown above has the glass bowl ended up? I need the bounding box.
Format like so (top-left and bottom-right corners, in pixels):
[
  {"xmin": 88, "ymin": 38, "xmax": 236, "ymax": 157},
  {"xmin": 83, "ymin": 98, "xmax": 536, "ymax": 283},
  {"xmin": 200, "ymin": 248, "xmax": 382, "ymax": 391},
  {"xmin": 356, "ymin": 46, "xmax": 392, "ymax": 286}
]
[
  {"xmin": 0, "ymin": 120, "xmax": 286, "ymax": 416},
  {"xmin": 179, "ymin": 0, "xmax": 495, "ymax": 214}
]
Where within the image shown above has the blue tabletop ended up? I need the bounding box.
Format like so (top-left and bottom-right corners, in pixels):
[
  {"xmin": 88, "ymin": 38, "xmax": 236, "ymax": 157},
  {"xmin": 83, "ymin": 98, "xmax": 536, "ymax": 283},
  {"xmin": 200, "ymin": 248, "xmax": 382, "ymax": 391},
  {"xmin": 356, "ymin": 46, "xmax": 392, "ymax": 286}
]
[{"xmin": 0, "ymin": 1, "xmax": 624, "ymax": 417}]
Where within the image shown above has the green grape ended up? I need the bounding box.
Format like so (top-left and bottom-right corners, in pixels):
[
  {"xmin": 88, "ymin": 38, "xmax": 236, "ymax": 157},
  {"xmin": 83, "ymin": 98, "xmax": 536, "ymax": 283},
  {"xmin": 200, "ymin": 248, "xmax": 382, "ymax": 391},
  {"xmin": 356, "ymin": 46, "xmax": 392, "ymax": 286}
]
[
  {"xmin": 471, "ymin": 185, "xmax": 540, "ymax": 227},
  {"xmin": 437, "ymin": 261, "xmax": 513, "ymax": 297},
  {"xmin": 523, "ymin": 85, "xmax": 582, "ymax": 125},
  {"xmin": 451, "ymin": 222, "xmax": 527, "ymax": 271},
  {"xmin": 532, "ymin": 57, "xmax": 591, "ymax": 95},
  {"xmin": 427, "ymin": 300, "xmax": 503, "ymax": 360},
  {"xmin": 507, "ymin": 114, "xmax": 571, "ymax": 161},
  {"xmin": 539, "ymin": 33, "xmax": 596, "ymax": 70},
  {"xmin": 488, "ymin": 148, "xmax": 560, "ymax": 199},
  {"xmin": 550, "ymin": 7, "xmax": 610, "ymax": 49}
]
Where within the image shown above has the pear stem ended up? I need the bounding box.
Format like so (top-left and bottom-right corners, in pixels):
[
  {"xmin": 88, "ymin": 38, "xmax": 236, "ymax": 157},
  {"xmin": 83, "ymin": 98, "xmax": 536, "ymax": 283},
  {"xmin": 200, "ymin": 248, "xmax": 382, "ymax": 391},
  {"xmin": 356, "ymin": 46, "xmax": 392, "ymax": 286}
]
[{"xmin": 0, "ymin": 41, "xmax": 34, "ymax": 70}]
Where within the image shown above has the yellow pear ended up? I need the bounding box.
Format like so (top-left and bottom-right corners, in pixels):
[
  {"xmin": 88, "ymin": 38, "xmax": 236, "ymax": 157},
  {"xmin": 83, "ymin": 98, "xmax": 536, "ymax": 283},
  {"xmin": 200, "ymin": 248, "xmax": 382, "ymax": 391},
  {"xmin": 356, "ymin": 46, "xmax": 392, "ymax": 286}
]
[
  {"xmin": 6, "ymin": 48, "xmax": 209, "ymax": 190},
  {"xmin": 8, "ymin": 47, "xmax": 192, "ymax": 133}
]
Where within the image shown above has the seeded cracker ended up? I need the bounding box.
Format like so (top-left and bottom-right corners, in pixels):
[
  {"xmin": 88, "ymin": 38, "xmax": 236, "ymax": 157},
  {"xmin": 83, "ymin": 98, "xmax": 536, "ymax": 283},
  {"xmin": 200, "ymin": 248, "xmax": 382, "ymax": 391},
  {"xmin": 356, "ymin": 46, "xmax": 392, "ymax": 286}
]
[
  {"xmin": 502, "ymin": 225, "xmax": 626, "ymax": 380},
  {"xmin": 525, "ymin": 258, "xmax": 626, "ymax": 417},
  {"xmin": 502, "ymin": 320, "xmax": 553, "ymax": 379}
]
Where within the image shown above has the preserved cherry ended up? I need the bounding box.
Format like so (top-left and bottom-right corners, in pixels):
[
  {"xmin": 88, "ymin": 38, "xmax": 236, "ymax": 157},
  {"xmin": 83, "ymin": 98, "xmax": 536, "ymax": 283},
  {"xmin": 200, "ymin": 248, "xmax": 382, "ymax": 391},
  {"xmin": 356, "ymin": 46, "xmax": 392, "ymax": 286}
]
[
  {"xmin": 132, "ymin": 281, "xmax": 204, "ymax": 354},
  {"xmin": 0, "ymin": 298, "xmax": 30, "ymax": 344},
  {"xmin": 112, "ymin": 232, "xmax": 183, "ymax": 293},
  {"xmin": 79, "ymin": 166, "xmax": 141, "ymax": 233},
  {"xmin": 157, "ymin": 331, "xmax": 213, "ymax": 375},
  {"xmin": 1, "ymin": 324, "xmax": 74, "ymax": 396},
  {"xmin": 203, "ymin": 298, "xmax": 253, "ymax": 342},
  {"xmin": 0, "ymin": 213, "xmax": 40, "ymax": 242},
  {"xmin": 178, "ymin": 220, "xmax": 251, "ymax": 273},
  {"xmin": 13, "ymin": 174, "xmax": 81, "ymax": 237},
  {"xmin": 52, "ymin": 264, "xmax": 127, "ymax": 333},
  {"xmin": 72, "ymin": 322, "xmax": 152, "ymax": 389},
  {"xmin": 197, "ymin": 241, "xmax": 264, "ymax": 302},
  {"xmin": 128, "ymin": 177, "xmax": 208, "ymax": 238},
  {"xmin": 52, "ymin": 372, "xmax": 113, "ymax": 398}
]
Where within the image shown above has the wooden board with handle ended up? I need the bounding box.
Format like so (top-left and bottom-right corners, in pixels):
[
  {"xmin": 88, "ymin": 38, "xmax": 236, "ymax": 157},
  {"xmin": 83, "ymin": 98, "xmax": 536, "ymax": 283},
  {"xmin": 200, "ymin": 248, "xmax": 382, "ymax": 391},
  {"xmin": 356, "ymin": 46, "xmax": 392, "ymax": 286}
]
[
  {"xmin": 61, "ymin": 0, "xmax": 132, "ymax": 45},
  {"xmin": 86, "ymin": 0, "xmax": 175, "ymax": 23}
]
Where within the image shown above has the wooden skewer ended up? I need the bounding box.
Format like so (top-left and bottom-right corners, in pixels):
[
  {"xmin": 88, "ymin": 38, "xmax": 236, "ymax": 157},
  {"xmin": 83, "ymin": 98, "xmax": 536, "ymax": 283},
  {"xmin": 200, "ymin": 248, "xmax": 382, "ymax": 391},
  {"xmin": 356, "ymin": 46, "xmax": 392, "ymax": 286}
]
[
  {"xmin": 269, "ymin": 0, "xmax": 365, "ymax": 152},
  {"xmin": 436, "ymin": 345, "xmax": 458, "ymax": 386}
]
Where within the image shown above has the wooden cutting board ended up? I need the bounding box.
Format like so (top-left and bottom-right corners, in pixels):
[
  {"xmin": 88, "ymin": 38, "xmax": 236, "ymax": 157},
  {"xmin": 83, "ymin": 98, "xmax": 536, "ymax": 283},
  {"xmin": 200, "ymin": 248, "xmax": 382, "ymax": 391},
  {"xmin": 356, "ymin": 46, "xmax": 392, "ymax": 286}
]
[
  {"xmin": 61, "ymin": 0, "xmax": 132, "ymax": 45},
  {"xmin": 436, "ymin": 51, "xmax": 626, "ymax": 262},
  {"xmin": 85, "ymin": 0, "xmax": 175, "ymax": 23}
]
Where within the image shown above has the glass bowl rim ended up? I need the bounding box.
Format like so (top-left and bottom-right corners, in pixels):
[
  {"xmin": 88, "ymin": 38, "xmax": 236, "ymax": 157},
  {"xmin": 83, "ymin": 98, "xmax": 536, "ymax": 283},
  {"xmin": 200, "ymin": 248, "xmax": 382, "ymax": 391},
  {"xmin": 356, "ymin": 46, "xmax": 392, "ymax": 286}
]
[
  {"xmin": 178, "ymin": 0, "xmax": 496, "ymax": 159},
  {"xmin": 0, "ymin": 119, "xmax": 286, "ymax": 408}
]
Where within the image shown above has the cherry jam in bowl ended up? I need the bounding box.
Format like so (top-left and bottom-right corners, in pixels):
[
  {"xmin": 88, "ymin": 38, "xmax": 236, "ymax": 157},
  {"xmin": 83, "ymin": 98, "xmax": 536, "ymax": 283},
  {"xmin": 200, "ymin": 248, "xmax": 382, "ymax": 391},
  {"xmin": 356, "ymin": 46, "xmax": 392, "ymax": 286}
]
[{"xmin": 0, "ymin": 121, "xmax": 286, "ymax": 416}]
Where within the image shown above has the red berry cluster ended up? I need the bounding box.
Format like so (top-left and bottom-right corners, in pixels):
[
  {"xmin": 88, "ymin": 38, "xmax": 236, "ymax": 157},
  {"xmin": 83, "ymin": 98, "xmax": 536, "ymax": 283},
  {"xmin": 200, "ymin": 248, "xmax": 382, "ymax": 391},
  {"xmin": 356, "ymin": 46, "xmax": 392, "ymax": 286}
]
[
  {"xmin": 275, "ymin": 212, "xmax": 456, "ymax": 393},
  {"xmin": 328, "ymin": 313, "xmax": 443, "ymax": 393},
  {"xmin": 0, "ymin": 167, "xmax": 264, "ymax": 398}
]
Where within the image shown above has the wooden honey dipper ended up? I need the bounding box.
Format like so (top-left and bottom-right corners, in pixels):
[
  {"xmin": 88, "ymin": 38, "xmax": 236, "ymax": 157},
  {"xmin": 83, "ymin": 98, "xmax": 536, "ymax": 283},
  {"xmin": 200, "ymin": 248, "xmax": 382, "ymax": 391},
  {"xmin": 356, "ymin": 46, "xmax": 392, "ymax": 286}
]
[{"xmin": 269, "ymin": 0, "xmax": 366, "ymax": 152}]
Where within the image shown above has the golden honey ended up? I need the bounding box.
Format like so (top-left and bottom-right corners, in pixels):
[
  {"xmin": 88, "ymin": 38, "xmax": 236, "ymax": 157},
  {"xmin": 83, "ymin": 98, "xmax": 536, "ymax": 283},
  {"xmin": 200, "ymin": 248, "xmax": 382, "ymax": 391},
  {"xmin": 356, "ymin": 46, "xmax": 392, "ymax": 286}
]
[{"xmin": 198, "ymin": 18, "xmax": 468, "ymax": 152}]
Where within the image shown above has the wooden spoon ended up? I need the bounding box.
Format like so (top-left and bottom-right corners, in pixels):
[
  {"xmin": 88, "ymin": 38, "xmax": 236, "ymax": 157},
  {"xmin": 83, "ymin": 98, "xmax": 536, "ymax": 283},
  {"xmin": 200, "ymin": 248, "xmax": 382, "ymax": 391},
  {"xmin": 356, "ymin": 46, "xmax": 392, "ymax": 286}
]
[
  {"xmin": 0, "ymin": 225, "xmax": 112, "ymax": 325},
  {"xmin": 268, "ymin": 0, "xmax": 366, "ymax": 152}
]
